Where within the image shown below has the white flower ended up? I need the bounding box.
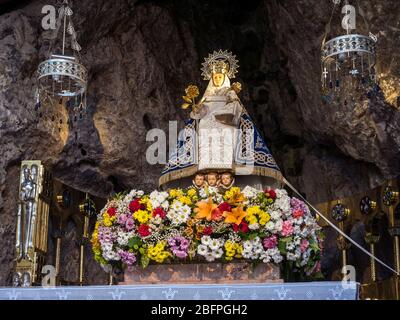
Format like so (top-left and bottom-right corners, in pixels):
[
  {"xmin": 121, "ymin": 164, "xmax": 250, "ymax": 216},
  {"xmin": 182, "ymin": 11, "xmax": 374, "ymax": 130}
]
[
  {"xmin": 286, "ymin": 241, "xmax": 296, "ymax": 251},
  {"xmin": 242, "ymin": 186, "xmax": 259, "ymax": 200},
  {"xmin": 201, "ymin": 236, "xmax": 211, "ymax": 246},
  {"xmin": 197, "ymin": 244, "xmax": 208, "ymax": 256},
  {"xmin": 213, "ymin": 248, "xmax": 224, "ymax": 258},
  {"xmin": 243, "ymin": 242, "xmax": 253, "ymax": 251},
  {"xmin": 208, "ymin": 186, "xmax": 219, "ymax": 194},
  {"xmin": 286, "ymin": 252, "xmax": 297, "ymax": 261},
  {"xmin": 181, "ymin": 205, "xmax": 191, "ymax": 216},
  {"xmin": 265, "ymin": 221, "xmax": 275, "ymax": 232},
  {"xmin": 270, "ymin": 210, "xmax": 281, "ymax": 221},
  {"xmin": 171, "ymin": 201, "xmax": 183, "ymax": 211},
  {"xmin": 149, "ymin": 190, "xmax": 169, "ymax": 208},
  {"xmin": 274, "ymin": 190, "xmax": 291, "ymax": 213},
  {"xmin": 205, "ymin": 253, "xmax": 216, "ymax": 262},
  {"xmin": 116, "ymin": 230, "xmax": 135, "ymax": 246},
  {"xmin": 151, "ymin": 215, "xmax": 163, "ymax": 225},
  {"xmin": 103, "ymin": 250, "xmax": 120, "ymax": 261},
  {"xmin": 213, "ymin": 193, "xmax": 223, "ymax": 204},
  {"xmin": 268, "ymin": 248, "xmax": 283, "ymax": 263},
  {"xmin": 161, "ymin": 200, "xmax": 169, "ymax": 210},
  {"xmin": 249, "ymin": 223, "xmax": 260, "ymax": 230},
  {"xmin": 199, "ymin": 189, "xmax": 207, "ymax": 199},
  {"xmin": 209, "ymin": 239, "xmax": 222, "ymax": 251},
  {"xmin": 276, "ymin": 189, "xmax": 288, "ymax": 198},
  {"xmin": 273, "ymin": 220, "xmax": 283, "ymax": 233},
  {"xmin": 241, "ymin": 237, "xmax": 263, "ymax": 260}
]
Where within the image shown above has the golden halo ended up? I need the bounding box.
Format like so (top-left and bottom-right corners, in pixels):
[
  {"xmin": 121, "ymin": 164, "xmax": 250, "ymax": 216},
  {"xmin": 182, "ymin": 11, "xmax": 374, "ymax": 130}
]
[{"xmin": 201, "ymin": 50, "xmax": 239, "ymax": 81}]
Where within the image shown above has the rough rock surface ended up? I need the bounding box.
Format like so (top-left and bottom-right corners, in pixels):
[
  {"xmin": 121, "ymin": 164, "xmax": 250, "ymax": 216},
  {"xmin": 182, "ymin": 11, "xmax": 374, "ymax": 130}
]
[{"xmin": 0, "ymin": 0, "xmax": 399, "ymax": 285}]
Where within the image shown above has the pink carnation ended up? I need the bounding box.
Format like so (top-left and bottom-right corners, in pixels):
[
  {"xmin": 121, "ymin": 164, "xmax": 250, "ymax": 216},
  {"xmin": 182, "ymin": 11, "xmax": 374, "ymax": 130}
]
[
  {"xmin": 281, "ymin": 220, "xmax": 294, "ymax": 237},
  {"xmin": 125, "ymin": 217, "xmax": 135, "ymax": 231},
  {"xmin": 118, "ymin": 214, "xmax": 128, "ymax": 225},
  {"xmin": 300, "ymin": 239, "xmax": 309, "ymax": 253},
  {"xmin": 263, "ymin": 235, "xmax": 278, "ymax": 249}
]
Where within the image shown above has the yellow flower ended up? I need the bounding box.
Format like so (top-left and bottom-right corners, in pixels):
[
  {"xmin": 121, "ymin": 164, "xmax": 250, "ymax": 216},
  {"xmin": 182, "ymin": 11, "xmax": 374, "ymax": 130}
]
[
  {"xmin": 169, "ymin": 189, "xmax": 184, "ymax": 198},
  {"xmin": 247, "ymin": 206, "xmax": 261, "ymax": 216},
  {"xmin": 246, "ymin": 215, "xmax": 258, "ymax": 225},
  {"xmin": 259, "ymin": 212, "xmax": 271, "ymax": 226},
  {"xmin": 103, "ymin": 214, "xmax": 112, "ymax": 227},
  {"xmin": 224, "ymin": 241, "xmax": 243, "ymax": 261},
  {"xmin": 140, "ymin": 198, "xmax": 152, "ymax": 212},
  {"xmin": 224, "ymin": 187, "xmax": 245, "ymax": 206},
  {"xmin": 178, "ymin": 196, "xmax": 192, "ymax": 206},
  {"xmin": 187, "ymin": 188, "xmax": 197, "ymax": 198},
  {"xmin": 134, "ymin": 210, "xmax": 151, "ymax": 224},
  {"xmin": 147, "ymin": 242, "xmax": 171, "ymax": 263}
]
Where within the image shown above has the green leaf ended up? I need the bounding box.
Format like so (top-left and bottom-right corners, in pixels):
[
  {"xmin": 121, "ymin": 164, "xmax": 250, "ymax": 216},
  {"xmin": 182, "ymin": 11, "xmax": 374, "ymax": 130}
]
[
  {"xmin": 278, "ymin": 243, "xmax": 286, "ymax": 254},
  {"xmin": 128, "ymin": 237, "xmax": 141, "ymax": 248}
]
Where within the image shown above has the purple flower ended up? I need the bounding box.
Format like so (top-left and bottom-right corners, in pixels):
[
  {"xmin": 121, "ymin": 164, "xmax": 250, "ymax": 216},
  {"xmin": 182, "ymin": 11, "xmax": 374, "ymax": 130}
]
[
  {"xmin": 98, "ymin": 227, "xmax": 114, "ymax": 243},
  {"xmin": 263, "ymin": 235, "xmax": 278, "ymax": 249},
  {"xmin": 118, "ymin": 214, "xmax": 128, "ymax": 225},
  {"xmin": 125, "ymin": 217, "xmax": 135, "ymax": 231},
  {"xmin": 168, "ymin": 236, "xmax": 190, "ymax": 259},
  {"xmin": 290, "ymin": 198, "xmax": 309, "ymax": 215},
  {"xmin": 118, "ymin": 250, "xmax": 137, "ymax": 266}
]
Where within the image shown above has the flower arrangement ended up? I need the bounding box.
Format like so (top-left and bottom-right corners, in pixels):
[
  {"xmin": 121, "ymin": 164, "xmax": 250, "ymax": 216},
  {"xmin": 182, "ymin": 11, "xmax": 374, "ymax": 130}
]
[{"xmin": 92, "ymin": 186, "xmax": 324, "ymax": 279}]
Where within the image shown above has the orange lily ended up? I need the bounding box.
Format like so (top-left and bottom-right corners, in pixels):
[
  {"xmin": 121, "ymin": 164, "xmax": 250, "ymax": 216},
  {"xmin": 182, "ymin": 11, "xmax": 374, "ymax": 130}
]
[
  {"xmin": 226, "ymin": 189, "xmax": 245, "ymax": 206},
  {"xmin": 194, "ymin": 198, "xmax": 218, "ymax": 221},
  {"xmin": 223, "ymin": 206, "xmax": 247, "ymax": 225}
]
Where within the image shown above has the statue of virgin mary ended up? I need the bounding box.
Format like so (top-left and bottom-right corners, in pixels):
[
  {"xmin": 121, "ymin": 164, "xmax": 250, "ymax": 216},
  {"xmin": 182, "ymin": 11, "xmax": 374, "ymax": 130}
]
[{"xmin": 160, "ymin": 50, "xmax": 284, "ymax": 191}]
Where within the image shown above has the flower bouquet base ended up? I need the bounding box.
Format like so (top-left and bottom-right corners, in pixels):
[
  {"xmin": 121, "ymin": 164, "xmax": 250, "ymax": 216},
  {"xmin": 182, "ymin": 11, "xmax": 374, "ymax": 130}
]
[{"xmin": 121, "ymin": 262, "xmax": 282, "ymax": 285}]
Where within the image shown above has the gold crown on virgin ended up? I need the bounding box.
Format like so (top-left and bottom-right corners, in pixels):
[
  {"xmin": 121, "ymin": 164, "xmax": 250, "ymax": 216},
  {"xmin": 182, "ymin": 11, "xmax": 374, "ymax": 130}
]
[{"xmin": 201, "ymin": 50, "xmax": 239, "ymax": 81}]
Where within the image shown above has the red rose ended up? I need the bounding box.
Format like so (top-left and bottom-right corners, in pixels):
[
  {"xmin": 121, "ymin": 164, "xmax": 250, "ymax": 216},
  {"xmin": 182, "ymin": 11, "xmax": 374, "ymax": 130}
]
[
  {"xmin": 129, "ymin": 199, "xmax": 142, "ymax": 213},
  {"xmin": 265, "ymin": 189, "xmax": 277, "ymax": 200},
  {"xmin": 240, "ymin": 221, "xmax": 249, "ymax": 233},
  {"xmin": 203, "ymin": 226, "xmax": 213, "ymax": 236},
  {"xmin": 138, "ymin": 224, "xmax": 151, "ymax": 237},
  {"xmin": 153, "ymin": 207, "xmax": 167, "ymax": 219},
  {"xmin": 293, "ymin": 209, "xmax": 304, "ymax": 219},
  {"xmin": 233, "ymin": 222, "xmax": 249, "ymax": 233},
  {"xmin": 107, "ymin": 207, "xmax": 117, "ymax": 217},
  {"xmin": 218, "ymin": 202, "xmax": 232, "ymax": 213}
]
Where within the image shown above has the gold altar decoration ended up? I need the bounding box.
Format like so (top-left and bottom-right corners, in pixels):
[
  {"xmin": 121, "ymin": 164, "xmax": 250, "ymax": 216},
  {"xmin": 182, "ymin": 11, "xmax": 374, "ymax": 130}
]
[{"xmin": 13, "ymin": 161, "xmax": 53, "ymax": 287}]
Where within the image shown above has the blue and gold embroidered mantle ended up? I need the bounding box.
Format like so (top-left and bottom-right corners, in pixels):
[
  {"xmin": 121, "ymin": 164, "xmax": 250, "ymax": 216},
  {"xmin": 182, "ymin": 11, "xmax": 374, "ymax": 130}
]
[{"xmin": 159, "ymin": 113, "xmax": 283, "ymax": 186}]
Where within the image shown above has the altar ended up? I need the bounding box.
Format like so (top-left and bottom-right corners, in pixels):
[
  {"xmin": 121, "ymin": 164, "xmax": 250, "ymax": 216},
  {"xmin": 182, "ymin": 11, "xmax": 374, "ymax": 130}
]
[{"xmin": 0, "ymin": 282, "xmax": 359, "ymax": 300}]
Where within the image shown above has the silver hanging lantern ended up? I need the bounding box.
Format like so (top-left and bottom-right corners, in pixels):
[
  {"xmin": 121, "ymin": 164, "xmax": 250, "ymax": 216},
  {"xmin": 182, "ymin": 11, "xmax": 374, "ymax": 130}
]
[
  {"xmin": 321, "ymin": 0, "xmax": 378, "ymax": 96},
  {"xmin": 36, "ymin": 0, "xmax": 87, "ymax": 117},
  {"xmin": 37, "ymin": 54, "xmax": 87, "ymax": 97}
]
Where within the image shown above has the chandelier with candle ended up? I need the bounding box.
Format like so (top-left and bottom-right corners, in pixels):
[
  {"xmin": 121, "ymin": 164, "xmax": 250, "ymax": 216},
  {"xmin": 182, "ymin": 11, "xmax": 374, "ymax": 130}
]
[
  {"xmin": 321, "ymin": 0, "xmax": 378, "ymax": 99},
  {"xmin": 36, "ymin": 0, "xmax": 88, "ymax": 122}
]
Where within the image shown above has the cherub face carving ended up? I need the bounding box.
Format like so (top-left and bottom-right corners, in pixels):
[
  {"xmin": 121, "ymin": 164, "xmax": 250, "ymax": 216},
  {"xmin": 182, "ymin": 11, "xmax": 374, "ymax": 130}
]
[
  {"xmin": 206, "ymin": 172, "xmax": 219, "ymax": 187},
  {"xmin": 221, "ymin": 173, "xmax": 233, "ymax": 187},
  {"xmin": 194, "ymin": 174, "xmax": 205, "ymax": 188}
]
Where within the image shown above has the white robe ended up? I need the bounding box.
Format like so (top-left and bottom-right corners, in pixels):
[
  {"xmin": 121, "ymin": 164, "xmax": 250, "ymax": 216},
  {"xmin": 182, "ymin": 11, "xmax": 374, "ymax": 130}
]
[{"xmin": 191, "ymin": 77, "xmax": 243, "ymax": 171}]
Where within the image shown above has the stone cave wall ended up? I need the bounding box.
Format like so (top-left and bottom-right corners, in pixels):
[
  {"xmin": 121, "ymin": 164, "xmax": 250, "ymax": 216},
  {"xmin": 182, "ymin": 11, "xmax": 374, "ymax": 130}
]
[{"xmin": 0, "ymin": 0, "xmax": 399, "ymax": 285}]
